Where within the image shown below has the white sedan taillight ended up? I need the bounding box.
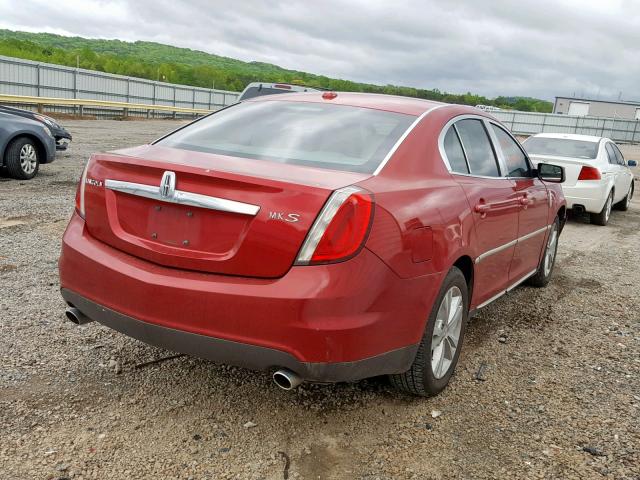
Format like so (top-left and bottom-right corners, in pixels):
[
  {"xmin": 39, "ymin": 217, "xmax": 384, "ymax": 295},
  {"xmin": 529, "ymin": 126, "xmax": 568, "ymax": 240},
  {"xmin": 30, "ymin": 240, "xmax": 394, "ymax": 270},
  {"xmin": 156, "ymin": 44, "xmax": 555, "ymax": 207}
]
[{"xmin": 577, "ymin": 166, "xmax": 601, "ymax": 180}]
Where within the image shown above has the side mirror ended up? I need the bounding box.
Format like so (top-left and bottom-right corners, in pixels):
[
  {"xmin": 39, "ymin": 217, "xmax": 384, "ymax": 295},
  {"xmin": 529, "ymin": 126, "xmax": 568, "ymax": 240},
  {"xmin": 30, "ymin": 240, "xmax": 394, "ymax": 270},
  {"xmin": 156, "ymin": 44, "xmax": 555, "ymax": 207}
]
[
  {"xmin": 627, "ymin": 160, "xmax": 638, "ymax": 167},
  {"xmin": 536, "ymin": 163, "xmax": 565, "ymax": 183}
]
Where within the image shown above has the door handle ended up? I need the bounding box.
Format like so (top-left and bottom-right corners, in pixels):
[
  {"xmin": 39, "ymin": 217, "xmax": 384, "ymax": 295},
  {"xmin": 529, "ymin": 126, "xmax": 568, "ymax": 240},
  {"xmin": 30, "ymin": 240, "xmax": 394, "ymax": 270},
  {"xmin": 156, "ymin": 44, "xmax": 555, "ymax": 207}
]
[
  {"xmin": 474, "ymin": 203, "xmax": 490, "ymax": 214},
  {"xmin": 519, "ymin": 196, "xmax": 531, "ymax": 206}
]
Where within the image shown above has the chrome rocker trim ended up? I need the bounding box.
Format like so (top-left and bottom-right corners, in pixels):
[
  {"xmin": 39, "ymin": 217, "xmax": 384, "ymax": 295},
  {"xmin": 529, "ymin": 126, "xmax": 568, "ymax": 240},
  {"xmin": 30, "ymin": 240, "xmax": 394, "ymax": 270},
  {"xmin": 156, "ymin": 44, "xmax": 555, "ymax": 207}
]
[
  {"xmin": 475, "ymin": 225, "xmax": 551, "ymax": 265},
  {"xmin": 475, "ymin": 268, "xmax": 538, "ymax": 310},
  {"xmin": 472, "ymin": 224, "xmax": 553, "ymax": 312}
]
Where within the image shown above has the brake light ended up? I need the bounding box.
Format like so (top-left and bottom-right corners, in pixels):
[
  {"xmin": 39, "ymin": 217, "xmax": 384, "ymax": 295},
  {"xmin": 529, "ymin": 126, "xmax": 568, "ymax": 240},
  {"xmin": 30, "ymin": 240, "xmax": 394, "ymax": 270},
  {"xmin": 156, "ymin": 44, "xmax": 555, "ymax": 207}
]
[
  {"xmin": 295, "ymin": 186, "xmax": 373, "ymax": 265},
  {"xmin": 75, "ymin": 160, "xmax": 90, "ymax": 218},
  {"xmin": 274, "ymin": 84, "xmax": 292, "ymax": 89},
  {"xmin": 578, "ymin": 166, "xmax": 601, "ymax": 180}
]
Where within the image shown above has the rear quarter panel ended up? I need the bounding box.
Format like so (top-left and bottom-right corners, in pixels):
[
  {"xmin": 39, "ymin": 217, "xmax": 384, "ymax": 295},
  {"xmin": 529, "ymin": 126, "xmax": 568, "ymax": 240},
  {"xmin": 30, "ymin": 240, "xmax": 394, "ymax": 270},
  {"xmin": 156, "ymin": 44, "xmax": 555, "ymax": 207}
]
[{"xmin": 360, "ymin": 105, "xmax": 480, "ymax": 280}]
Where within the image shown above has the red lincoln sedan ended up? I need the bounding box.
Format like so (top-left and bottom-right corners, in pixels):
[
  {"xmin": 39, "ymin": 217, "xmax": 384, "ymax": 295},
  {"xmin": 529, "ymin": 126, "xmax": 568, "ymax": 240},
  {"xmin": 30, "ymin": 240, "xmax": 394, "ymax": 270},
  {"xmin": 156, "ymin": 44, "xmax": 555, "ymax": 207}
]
[{"xmin": 59, "ymin": 93, "xmax": 566, "ymax": 396}]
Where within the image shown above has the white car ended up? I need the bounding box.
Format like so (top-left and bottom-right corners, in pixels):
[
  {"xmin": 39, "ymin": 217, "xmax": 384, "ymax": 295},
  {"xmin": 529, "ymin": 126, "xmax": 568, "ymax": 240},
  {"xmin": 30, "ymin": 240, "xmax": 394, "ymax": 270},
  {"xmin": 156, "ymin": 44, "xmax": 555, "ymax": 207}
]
[{"xmin": 524, "ymin": 133, "xmax": 636, "ymax": 225}]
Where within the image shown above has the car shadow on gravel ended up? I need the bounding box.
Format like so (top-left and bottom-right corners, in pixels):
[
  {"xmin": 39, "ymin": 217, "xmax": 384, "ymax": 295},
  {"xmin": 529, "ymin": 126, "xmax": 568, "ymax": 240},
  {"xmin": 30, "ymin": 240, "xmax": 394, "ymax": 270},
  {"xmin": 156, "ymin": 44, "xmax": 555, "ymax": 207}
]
[{"xmin": 464, "ymin": 257, "xmax": 602, "ymax": 354}]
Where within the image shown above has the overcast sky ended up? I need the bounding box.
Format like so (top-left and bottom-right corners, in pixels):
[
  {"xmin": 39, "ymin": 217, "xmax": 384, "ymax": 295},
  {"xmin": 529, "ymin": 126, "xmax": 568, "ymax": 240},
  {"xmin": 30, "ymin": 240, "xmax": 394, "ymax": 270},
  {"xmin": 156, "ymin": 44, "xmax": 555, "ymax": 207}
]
[{"xmin": 0, "ymin": 0, "xmax": 638, "ymax": 101}]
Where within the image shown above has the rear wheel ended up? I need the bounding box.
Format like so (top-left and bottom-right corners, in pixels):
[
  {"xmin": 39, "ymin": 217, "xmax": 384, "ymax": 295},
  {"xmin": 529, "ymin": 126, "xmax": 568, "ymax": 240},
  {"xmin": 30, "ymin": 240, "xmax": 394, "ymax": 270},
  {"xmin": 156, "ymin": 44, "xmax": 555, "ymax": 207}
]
[
  {"xmin": 528, "ymin": 216, "xmax": 559, "ymax": 288},
  {"xmin": 389, "ymin": 267, "xmax": 468, "ymax": 397},
  {"xmin": 5, "ymin": 137, "xmax": 40, "ymax": 180},
  {"xmin": 615, "ymin": 183, "xmax": 633, "ymax": 211},
  {"xmin": 590, "ymin": 190, "xmax": 613, "ymax": 226}
]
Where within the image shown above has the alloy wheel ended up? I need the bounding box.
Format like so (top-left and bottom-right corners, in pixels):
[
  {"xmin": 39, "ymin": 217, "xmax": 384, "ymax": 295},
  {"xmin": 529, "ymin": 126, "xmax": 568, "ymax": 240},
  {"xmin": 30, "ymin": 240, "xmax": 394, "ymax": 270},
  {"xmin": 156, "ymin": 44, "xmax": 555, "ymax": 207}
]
[
  {"xmin": 543, "ymin": 223, "xmax": 558, "ymax": 277},
  {"xmin": 19, "ymin": 144, "xmax": 37, "ymax": 175},
  {"xmin": 604, "ymin": 193, "xmax": 612, "ymax": 222},
  {"xmin": 431, "ymin": 286, "xmax": 463, "ymax": 379}
]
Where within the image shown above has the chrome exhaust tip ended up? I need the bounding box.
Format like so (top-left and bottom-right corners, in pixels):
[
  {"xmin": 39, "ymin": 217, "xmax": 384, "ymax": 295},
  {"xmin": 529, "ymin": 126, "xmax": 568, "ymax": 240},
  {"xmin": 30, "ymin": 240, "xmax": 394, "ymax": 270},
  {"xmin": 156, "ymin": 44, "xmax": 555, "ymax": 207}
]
[
  {"xmin": 273, "ymin": 368, "xmax": 303, "ymax": 391},
  {"xmin": 65, "ymin": 307, "xmax": 94, "ymax": 325}
]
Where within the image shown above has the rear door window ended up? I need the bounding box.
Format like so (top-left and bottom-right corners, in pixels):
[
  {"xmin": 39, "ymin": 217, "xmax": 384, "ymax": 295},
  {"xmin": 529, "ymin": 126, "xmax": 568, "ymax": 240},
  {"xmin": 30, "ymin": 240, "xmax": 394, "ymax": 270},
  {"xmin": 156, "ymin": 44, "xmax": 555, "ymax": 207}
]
[
  {"xmin": 611, "ymin": 144, "xmax": 625, "ymax": 165},
  {"xmin": 455, "ymin": 119, "xmax": 501, "ymax": 177},
  {"xmin": 443, "ymin": 127, "xmax": 470, "ymax": 174},
  {"xmin": 490, "ymin": 125, "xmax": 531, "ymax": 177},
  {"xmin": 605, "ymin": 143, "xmax": 618, "ymax": 164}
]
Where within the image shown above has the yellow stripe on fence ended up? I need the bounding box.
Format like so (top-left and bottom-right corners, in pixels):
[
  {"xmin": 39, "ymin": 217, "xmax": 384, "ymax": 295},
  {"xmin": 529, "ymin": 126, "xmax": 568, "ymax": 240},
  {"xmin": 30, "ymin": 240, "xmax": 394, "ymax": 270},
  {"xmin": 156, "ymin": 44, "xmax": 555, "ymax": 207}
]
[{"xmin": 0, "ymin": 94, "xmax": 213, "ymax": 114}]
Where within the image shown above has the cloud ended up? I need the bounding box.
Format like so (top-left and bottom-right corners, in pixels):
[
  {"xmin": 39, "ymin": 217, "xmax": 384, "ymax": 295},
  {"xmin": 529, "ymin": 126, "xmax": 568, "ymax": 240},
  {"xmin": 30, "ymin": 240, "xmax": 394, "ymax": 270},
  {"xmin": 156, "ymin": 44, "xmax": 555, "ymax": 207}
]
[{"xmin": 0, "ymin": 0, "xmax": 638, "ymax": 100}]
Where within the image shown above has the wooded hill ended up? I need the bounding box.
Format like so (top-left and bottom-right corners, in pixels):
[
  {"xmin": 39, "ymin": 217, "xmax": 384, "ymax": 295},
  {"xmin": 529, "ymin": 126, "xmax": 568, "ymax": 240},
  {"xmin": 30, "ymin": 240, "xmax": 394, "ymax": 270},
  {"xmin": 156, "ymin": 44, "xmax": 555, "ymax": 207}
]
[{"xmin": 0, "ymin": 29, "xmax": 552, "ymax": 112}]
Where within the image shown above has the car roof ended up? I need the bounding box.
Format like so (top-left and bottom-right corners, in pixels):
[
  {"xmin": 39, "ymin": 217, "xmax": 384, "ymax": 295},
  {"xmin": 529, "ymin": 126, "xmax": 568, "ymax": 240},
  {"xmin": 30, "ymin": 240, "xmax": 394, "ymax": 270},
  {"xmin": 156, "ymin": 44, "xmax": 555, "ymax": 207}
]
[
  {"xmin": 531, "ymin": 132, "xmax": 604, "ymax": 143},
  {"xmin": 246, "ymin": 91, "xmax": 445, "ymax": 116}
]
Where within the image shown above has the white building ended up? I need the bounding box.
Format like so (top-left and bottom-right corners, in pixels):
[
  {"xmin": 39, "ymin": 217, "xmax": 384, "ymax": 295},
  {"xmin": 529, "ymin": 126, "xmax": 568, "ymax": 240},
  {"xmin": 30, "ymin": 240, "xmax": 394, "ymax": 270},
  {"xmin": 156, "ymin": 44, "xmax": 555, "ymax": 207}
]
[{"xmin": 553, "ymin": 97, "xmax": 640, "ymax": 120}]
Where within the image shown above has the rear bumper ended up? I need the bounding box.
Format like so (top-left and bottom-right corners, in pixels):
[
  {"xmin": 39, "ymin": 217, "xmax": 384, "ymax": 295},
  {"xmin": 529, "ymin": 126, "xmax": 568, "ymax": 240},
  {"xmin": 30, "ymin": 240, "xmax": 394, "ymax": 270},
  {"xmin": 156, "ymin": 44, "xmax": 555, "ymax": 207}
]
[
  {"xmin": 59, "ymin": 214, "xmax": 438, "ymax": 382},
  {"xmin": 55, "ymin": 139, "xmax": 70, "ymax": 151},
  {"xmin": 54, "ymin": 129, "xmax": 72, "ymax": 151},
  {"xmin": 61, "ymin": 289, "xmax": 417, "ymax": 382},
  {"xmin": 563, "ymin": 181, "xmax": 610, "ymax": 213}
]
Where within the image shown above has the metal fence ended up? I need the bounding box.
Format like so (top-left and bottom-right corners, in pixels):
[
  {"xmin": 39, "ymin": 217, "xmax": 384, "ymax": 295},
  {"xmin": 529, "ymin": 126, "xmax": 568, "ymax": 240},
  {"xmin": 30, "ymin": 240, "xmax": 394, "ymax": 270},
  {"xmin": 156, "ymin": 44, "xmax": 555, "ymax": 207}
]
[
  {"xmin": 3, "ymin": 53, "xmax": 638, "ymax": 141},
  {"xmin": 0, "ymin": 55, "xmax": 239, "ymax": 116},
  {"xmin": 493, "ymin": 110, "xmax": 640, "ymax": 143}
]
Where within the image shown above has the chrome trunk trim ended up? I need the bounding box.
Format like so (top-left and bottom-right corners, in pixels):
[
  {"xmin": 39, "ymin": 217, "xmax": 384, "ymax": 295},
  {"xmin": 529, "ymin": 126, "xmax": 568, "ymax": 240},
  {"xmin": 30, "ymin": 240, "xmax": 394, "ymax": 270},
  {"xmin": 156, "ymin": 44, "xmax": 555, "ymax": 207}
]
[{"xmin": 105, "ymin": 178, "xmax": 260, "ymax": 215}]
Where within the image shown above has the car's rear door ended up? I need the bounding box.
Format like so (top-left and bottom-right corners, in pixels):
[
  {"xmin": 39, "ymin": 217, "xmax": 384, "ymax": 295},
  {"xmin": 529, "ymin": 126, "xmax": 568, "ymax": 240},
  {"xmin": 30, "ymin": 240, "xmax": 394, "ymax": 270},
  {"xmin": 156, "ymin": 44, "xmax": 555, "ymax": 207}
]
[
  {"xmin": 442, "ymin": 117, "xmax": 519, "ymax": 305},
  {"xmin": 611, "ymin": 143, "xmax": 633, "ymax": 200},
  {"xmin": 604, "ymin": 142, "xmax": 625, "ymax": 202},
  {"xmin": 488, "ymin": 123, "xmax": 549, "ymax": 283}
]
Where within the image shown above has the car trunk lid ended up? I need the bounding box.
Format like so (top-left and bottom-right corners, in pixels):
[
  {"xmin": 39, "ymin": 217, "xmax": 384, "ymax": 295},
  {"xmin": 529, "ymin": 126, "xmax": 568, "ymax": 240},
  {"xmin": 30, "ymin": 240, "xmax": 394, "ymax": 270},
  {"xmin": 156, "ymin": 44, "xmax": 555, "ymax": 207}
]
[{"xmin": 83, "ymin": 145, "xmax": 369, "ymax": 278}]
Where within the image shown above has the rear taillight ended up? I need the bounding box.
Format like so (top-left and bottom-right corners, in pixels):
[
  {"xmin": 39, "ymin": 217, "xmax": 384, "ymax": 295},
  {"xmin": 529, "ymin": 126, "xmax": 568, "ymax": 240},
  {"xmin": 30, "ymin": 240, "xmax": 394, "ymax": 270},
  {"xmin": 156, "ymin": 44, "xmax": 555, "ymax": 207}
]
[
  {"xmin": 295, "ymin": 186, "xmax": 374, "ymax": 265},
  {"xmin": 578, "ymin": 166, "xmax": 601, "ymax": 180},
  {"xmin": 75, "ymin": 160, "xmax": 90, "ymax": 218}
]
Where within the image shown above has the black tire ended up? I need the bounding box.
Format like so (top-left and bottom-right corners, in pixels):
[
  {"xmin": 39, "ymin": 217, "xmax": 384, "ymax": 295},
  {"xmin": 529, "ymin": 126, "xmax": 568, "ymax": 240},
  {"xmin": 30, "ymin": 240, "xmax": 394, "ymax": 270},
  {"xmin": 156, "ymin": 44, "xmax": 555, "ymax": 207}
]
[
  {"xmin": 590, "ymin": 190, "xmax": 613, "ymax": 226},
  {"xmin": 615, "ymin": 183, "xmax": 633, "ymax": 211},
  {"xmin": 389, "ymin": 267, "xmax": 469, "ymax": 397},
  {"xmin": 5, "ymin": 136, "xmax": 40, "ymax": 180},
  {"xmin": 528, "ymin": 216, "xmax": 560, "ymax": 288}
]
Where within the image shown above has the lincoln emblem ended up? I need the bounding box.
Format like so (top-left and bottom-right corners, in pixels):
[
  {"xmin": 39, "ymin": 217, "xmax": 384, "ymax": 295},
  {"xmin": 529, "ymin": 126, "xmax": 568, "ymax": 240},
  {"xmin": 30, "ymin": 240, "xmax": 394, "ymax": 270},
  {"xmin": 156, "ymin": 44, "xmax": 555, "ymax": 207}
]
[{"xmin": 160, "ymin": 171, "xmax": 176, "ymax": 198}]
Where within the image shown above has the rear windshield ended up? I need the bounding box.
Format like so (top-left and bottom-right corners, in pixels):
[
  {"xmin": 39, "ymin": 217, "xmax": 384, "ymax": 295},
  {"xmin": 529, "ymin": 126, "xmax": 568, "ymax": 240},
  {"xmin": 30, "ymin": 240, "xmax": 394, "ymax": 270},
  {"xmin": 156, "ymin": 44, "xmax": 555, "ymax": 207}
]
[
  {"xmin": 523, "ymin": 137, "xmax": 599, "ymax": 159},
  {"xmin": 157, "ymin": 101, "xmax": 415, "ymax": 173}
]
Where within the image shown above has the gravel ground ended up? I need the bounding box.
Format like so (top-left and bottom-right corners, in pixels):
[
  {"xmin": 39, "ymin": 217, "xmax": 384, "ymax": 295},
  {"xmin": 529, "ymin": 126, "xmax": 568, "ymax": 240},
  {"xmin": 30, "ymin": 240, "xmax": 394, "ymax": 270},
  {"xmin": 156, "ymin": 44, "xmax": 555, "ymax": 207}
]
[{"xmin": 1, "ymin": 120, "xmax": 639, "ymax": 480}]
